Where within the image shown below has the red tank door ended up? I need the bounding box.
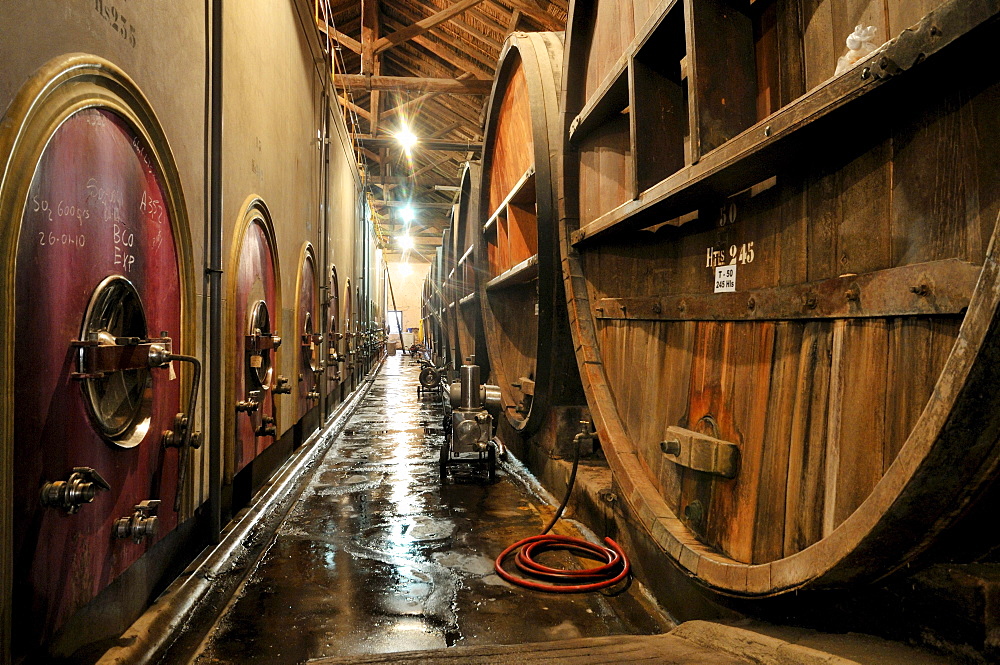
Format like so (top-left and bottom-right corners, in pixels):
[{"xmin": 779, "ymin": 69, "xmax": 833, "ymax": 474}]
[
  {"xmin": 230, "ymin": 201, "xmax": 281, "ymax": 476},
  {"xmin": 296, "ymin": 245, "xmax": 321, "ymax": 419},
  {"xmin": 8, "ymin": 59, "xmax": 192, "ymax": 654},
  {"xmin": 326, "ymin": 265, "xmax": 342, "ymax": 405}
]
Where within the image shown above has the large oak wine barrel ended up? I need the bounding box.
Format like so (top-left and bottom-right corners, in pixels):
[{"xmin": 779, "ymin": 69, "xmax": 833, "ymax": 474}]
[
  {"xmin": 560, "ymin": 0, "xmax": 1000, "ymax": 596},
  {"xmin": 478, "ymin": 31, "xmax": 580, "ymax": 434},
  {"xmin": 444, "ymin": 162, "xmax": 489, "ymax": 372}
]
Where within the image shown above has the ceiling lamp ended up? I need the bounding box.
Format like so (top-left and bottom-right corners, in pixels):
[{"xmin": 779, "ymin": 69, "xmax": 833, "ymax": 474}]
[
  {"xmin": 400, "ymin": 205, "xmax": 415, "ymax": 224},
  {"xmin": 398, "ymin": 235, "xmax": 414, "ymax": 250},
  {"xmin": 396, "ymin": 124, "xmax": 418, "ymax": 154}
]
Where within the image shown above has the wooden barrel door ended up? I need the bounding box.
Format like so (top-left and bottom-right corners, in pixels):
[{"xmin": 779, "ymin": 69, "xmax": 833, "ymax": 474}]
[
  {"xmin": 296, "ymin": 244, "xmax": 322, "ymax": 419},
  {"xmin": 478, "ymin": 31, "xmax": 577, "ymax": 434},
  {"xmin": 228, "ymin": 198, "xmax": 281, "ymax": 479},
  {"xmin": 2, "ymin": 56, "xmax": 194, "ymax": 655},
  {"xmin": 560, "ymin": 0, "xmax": 1000, "ymax": 595}
]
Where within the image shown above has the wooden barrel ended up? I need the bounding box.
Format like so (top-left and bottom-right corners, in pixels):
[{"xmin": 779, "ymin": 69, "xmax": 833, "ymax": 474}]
[
  {"xmin": 560, "ymin": 0, "xmax": 1000, "ymax": 596},
  {"xmin": 444, "ymin": 162, "xmax": 489, "ymax": 372},
  {"xmin": 478, "ymin": 31, "xmax": 579, "ymax": 434},
  {"xmin": 440, "ymin": 226, "xmax": 459, "ymax": 368}
]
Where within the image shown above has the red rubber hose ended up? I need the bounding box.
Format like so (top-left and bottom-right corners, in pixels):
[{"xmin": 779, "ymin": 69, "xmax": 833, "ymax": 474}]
[{"xmin": 494, "ymin": 534, "xmax": 630, "ymax": 593}]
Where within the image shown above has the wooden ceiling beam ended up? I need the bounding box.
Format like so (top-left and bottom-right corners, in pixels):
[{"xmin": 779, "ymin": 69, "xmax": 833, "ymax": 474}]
[
  {"xmin": 468, "ymin": 7, "xmax": 507, "ymax": 34},
  {"xmin": 373, "ymin": 200, "xmax": 454, "ymax": 209},
  {"xmin": 383, "ymin": 14, "xmax": 495, "ymax": 79},
  {"xmin": 335, "ymin": 74, "xmax": 491, "ymax": 94},
  {"xmin": 360, "ymin": 0, "xmax": 378, "ymax": 75},
  {"xmin": 338, "ymin": 94, "xmax": 372, "ymax": 121},
  {"xmin": 358, "ymin": 137, "xmax": 481, "ymax": 153},
  {"xmin": 382, "ymin": 90, "xmax": 436, "ymax": 121},
  {"xmin": 360, "ymin": 0, "xmax": 383, "ymax": 135},
  {"xmin": 373, "ymin": 0, "xmax": 488, "ymax": 54},
  {"xmin": 450, "ymin": 16, "xmax": 503, "ymax": 50},
  {"xmin": 318, "ymin": 23, "xmax": 361, "ymax": 54},
  {"xmin": 384, "ymin": 55, "xmax": 486, "ymax": 127},
  {"xmin": 501, "ymin": 0, "xmax": 562, "ymax": 30}
]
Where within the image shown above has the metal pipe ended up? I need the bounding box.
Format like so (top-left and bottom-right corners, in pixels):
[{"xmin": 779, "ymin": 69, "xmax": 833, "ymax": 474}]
[
  {"xmin": 207, "ymin": 0, "xmax": 224, "ymax": 544},
  {"xmin": 460, "ymin": 362, "xmax": 480, "ymax": 410}
]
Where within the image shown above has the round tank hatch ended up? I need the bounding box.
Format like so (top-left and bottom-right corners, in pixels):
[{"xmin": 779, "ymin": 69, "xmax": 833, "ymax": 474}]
[{"xmin": 79, "ymin": 275, "xmax": 152, "ymax": 448}]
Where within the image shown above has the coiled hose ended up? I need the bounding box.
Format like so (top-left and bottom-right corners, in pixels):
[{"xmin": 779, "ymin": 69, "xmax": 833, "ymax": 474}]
[{"xmin": 494, "ymin": 426, "xmax": 631, "ymax": 592}]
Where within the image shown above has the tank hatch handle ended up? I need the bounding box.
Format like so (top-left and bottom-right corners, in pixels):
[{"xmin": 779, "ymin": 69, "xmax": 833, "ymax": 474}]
[
  {"xmin": 302, "ymin": 332, "xmax": 324, "ymax": 346},
  {"xmin": 660, "ymin": 426, "xmax": 740, "ymax": 479},
  {"xmin": 246, "ymin": 330, "xmax": 281, "ymax": 352},
  {"xmin": 40, "ymin": 467, "xmax": 111, "ymax": 514},
  {"xmin": 70, "ymin": 335, "xmax": 174, "ymax": 379},
  {"xmin": 113, "ymin": 499, "xmax": 160, "ymax": 544}
]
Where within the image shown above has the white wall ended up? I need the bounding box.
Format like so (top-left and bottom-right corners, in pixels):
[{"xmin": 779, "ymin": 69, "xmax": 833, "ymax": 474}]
[{"xmin": 385, "ymin": 259, "xmax": 430, "ymax": 334}]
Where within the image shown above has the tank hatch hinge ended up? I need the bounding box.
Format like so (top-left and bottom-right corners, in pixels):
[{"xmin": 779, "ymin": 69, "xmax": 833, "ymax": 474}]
[
  {"xmin": 40, "ymin": 466, "xmax": 111, "ymax": 514},
  {"xmin": 273, "ymin": 376, "xmax": 292, "ymax": 394},
  {"xmin": 70, "ymin": 336, "xmax": 174, "ymax": 379},
  {"xmin": 660, "ymin": 426, "xmax": 741, "ymax": 479},
  {"xmin": 113, "ymin": 499, "xmax": 160, "ymax": 544}
]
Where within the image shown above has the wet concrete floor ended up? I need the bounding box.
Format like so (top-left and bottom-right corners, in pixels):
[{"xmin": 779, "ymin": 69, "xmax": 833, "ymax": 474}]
[{"xmin": 191, "ymin": 354, "xmax": 671, "ymax": 664}]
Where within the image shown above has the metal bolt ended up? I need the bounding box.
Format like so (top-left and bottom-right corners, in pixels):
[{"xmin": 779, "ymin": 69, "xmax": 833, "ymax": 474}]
[
  {"xmin": 652, "ymin": 302, "xmax": 662, "ymax": 314},
  {"xmin": 861, "ymin": 67, "xmax": 871, "ymax": 80},
  {"xmin": 911, "ymin": 284, "xmax": 930, "ymax": 297},
  {"xmin": 684, "ymin": 500, "xmax": 705, "ymax": 527},
  {"xmin": 747, "ymin": 297, "xmax": 756, "ymax": 311},
  {"xmin": 845, "ymin": 286, "xmax": 860, "ymax": 302},
  {"xmin": 764, "ymin": 125, "xmax": 772, "ymax": 137},
  {"xmin": 660, "ymin": 439, "xmax": 681, "ymax": 456},
  {"xmin": 804, "ymin": 294, "xmax": 818, "ymax": 309}
]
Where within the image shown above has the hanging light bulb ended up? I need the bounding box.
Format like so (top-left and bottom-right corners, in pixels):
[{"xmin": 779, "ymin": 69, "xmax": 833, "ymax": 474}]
[
  {"xmin": 398, "ymin": 235, "xmax": 414, "ymax": 250},
  {"xmin": 396, "ymin": 124, "xmax": 418, "ymax": 154},
  {"xmin": 400, "ymin": 205, "xmax": 415, "ymax": 224}
]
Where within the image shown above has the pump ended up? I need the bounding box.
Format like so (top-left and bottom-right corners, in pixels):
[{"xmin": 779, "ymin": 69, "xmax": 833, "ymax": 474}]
[{"xmin": 440, "ymin": 358, "xmax": 504, "ymax": 482}]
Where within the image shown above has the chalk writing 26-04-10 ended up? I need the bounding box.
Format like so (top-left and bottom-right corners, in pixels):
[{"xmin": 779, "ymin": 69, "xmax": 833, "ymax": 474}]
[{"xmin": 32, "ymin": 196, "xmax": 90, "ymax": 225}]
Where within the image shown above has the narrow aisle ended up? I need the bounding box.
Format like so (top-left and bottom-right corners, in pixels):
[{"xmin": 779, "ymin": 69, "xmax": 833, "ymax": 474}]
[{"xmin": 193, "ymin": 354, "xmax": 669, "ymax": 664}]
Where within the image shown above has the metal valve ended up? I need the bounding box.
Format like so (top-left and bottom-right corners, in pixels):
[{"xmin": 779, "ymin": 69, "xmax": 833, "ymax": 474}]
[
  {"xmin": 161, "ymin": 413, "xmax": 202, "ymax": 449},
  {"xmin": 113, "ymin": 500, "xmax": 160, "ymax": 544},
  {"xmin": 307, "ymin": 390, "xmax": 320, "ymax": 400},
  {"xmin": 257, "ymin": 415, "xmax": 277, "ymax": 438},
  {"xmin": 236, "ymin": 397, "xmax": 260, "ymax": 413},
  {"xmin": 274, "ymin": 376, "xmax": 292, "ymax": 394},
  {"xmin": 40, "ymin": 467, "xmax": 111, "ymax": 514}
]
